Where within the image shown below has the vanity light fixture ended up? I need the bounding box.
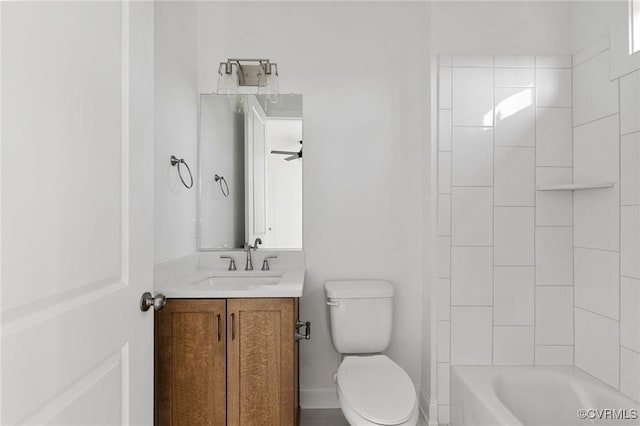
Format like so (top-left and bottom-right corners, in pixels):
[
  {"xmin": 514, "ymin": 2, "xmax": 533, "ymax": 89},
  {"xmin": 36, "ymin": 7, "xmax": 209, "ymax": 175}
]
[{"xmin": 216, "ymin": 58, "xmax": 280, "ymax": 110}]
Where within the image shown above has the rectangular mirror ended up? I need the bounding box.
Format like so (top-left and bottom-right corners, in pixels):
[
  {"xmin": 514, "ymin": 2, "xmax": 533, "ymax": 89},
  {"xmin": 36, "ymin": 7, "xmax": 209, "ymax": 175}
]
[{"xmin": 198, "ymin": 94, "xmax": 303, "ymax": 250}]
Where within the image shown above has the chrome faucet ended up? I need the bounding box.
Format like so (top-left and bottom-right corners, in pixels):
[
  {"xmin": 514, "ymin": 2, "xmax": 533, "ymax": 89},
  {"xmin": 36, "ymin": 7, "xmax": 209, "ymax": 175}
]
[{"xmin": 244, "ymin": 238, "xmax": 262, "ymax": 270}]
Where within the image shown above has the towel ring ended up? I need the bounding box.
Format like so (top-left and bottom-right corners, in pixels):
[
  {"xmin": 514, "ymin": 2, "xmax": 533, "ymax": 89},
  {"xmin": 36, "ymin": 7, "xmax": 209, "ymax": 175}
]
[
  {"xmin": 214, "ymin": 174, "xmax": 230, "ymax": 197},
  {"xmin": 170, "ymin": 156, "xmax": 193, "ymax": 189}
]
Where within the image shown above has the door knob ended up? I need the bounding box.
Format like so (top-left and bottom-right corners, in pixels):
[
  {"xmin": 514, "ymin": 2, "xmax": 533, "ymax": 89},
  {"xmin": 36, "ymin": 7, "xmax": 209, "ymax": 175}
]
[{"xmin": 140, "ymin": 292, "xmax": 166, "ymax": 312}]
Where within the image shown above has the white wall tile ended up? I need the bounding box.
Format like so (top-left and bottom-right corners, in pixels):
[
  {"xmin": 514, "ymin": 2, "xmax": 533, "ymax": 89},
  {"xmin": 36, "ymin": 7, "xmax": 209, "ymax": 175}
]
[
  {"xmin": 437, "ymin": 236, "xmax": 451, "ymax": 278},
  {"xmin": 452, "ymin": 127, "xmax": 494, "ymax": 186},
  {"xmin": 451, "ymin": 307, "xmax": 493, "ymax": 365},
  {"xmin": 451, "ymin": 187, "xmax": 493, "ymax": 246},
  {"xmin": 573, "ymin": 115, "xmax": 620, "ymax": 183},
  {"xmin": 574, "ymin": 188, "xmax": 620, "ymax": 252},
  {"xmin": 438, "ymin": 194, "xmax": 451, "ymax": 236},
  {"xmin": 621, "ymin": 206, "xmax": 640, "ymax": 279},
  {"xmin": 495, "ymin": 68, "xmax": 535, "ymax": 88},
  {"xmin": 535, "ymin": 227, "xmax": 573, "ymax": 286},
  {"xmin": 620, "ymin": 70, "xmax": 640, "ymax": 135},
  {"xmin": 438, "ymin": 405, "xmax": 451, "ymax": 425},
  {"xmin": 438, "ymin": 278, "xmax": 451, "ymax": 321},
  {"xmin": 536, "ymin": 168, "xmax": 573, "ymax": 226},
  {"xmin": 535, "ymin": 345, "xmax": 573, "ymax": 365},
  {"xmin": 438, "ymin": 321, "xmax": 451, "ymax": 363},
  {"xmin": 622, "ymin": 132, "xmax": 640, "ymax": 206},
  {"xmin": 495, "ymin": 88, "xmax": 535, "ymax": 147},
  {"xmin": 536, "ymin": 107, "xmax": 572, "ymax": 167},
  {"xmin": 437, "ymin": 363, "xmax": 450, "ymax": 404},
  {"xmin": 494, "ymin": 267, "xmax": 534, "ymax": 326},
  {"xmin": 451, "ymin": 246, "xmax": 493, "ymax": 306},
  {"xmin": 452, "ymin": 68, "xmax": 494, "ymax": 126},
  {"xmin": 495, "ymin": 148, "xmax": 535, "ymax": 206},
  {"xmin": 535, "ymin": 286, "xmax": 573, "ymax": 345},
  {"xmin": 575, "ymin": 308, "xmax": 620, "ymax": 389},
  {"xmin": 573, "ymin": 51, "xmax": 619, "ymax": 126},
  {"xmin": 493, "ymin": 326, "xmax": 534, "ymax": 365},
  {"xmin": 621, "ymin": 277, "xmax": 640, "ymax": 352},
  {"xmin": 438, "ymin": 152, "xmax": 451, "ymax": 194},
  {"xmin": 620, "ymin": 347, "xmax": 640, "ymax": 402},
  {"xmin": 536, "ymin": 56, "xmax": 572, "ymax": 69},
  {"xmin": 452, "ymin": 55, "xmax": 493, "ymax": 68},
  {"xmin": 494, "ymin": 207, "xmax": 534, "ymax": 265},
  {"xmin": 439, "ymin": 67, "xmax": 452, "ymax": 110},
  {"xmin": 574, "ymin": 248, "xmax": 620, "ymax": 320},
  {"xmin": 536, "ymin": 69, "xmax": 571, "ymax": 107},
  {"xmin": 439, "ymin": 109, "xmax": 452, "ymax": 152},
  {"xmin": 495, "ymin": 56, "xmax": 535, "ymax": 68}
]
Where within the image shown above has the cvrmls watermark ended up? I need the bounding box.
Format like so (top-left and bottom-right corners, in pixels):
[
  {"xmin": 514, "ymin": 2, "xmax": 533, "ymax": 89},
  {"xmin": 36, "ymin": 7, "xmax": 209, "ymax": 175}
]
[{"xmin": 577, "ymin": 408, "xmax": 639, "ymax": 421}]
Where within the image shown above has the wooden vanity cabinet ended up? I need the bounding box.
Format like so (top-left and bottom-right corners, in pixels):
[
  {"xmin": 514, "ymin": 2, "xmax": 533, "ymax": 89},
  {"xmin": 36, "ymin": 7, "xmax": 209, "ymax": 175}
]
[
  {"xmin": 155, "ymin": 300, "xmax": 227, "ymax": 426},
  {"xmin": 155, "ymin": 298, "xmax": 299, "ymax": 426}
]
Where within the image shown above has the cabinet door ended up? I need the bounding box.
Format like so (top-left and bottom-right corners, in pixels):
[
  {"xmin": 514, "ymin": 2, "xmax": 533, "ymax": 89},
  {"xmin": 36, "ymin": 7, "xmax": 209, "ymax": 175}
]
[
  {"xmin": 227, "ymin": 298, "xmax": 296, "ymax": 426},
  {"xmin": 155, "ymin": 299, "xmax": 226, "ymax": 426}
]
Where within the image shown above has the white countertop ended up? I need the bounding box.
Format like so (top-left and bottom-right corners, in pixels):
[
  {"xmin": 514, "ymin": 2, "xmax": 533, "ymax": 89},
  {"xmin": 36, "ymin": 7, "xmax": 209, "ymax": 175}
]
[{"xmin": 154, "ymin": 251, "xmax": 305, "ymax": 298}]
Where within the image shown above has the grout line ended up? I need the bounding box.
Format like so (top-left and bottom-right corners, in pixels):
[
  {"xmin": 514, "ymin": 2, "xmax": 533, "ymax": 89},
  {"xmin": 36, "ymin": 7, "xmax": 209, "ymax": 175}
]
[
  {"xmin": 451, "ymin": 185, "xmax": 494, "ymax": 188},
  {"xmin": 574, "ymin": 305, "xmax": 620, "ymax": 323},
  {"xmin": 620, "ymin": 275, "xmax": 640, "ymax": 281},
  {"xmin": 494, "ymin": 264, "xmax": 536, "ymax": 267},
  {"xmin": 618, "ymin": 75, "xmax": 622, "ymax": 391},
  {"xmin": 573, "ymin": 246, "xmax": 620, "ymax": 254},
  {"xmin": 620, "ymin": 129, "xmax": 640, "ymax": 137},
  {"xmin": 570, "ymin": 59, "xmax": 576, "ymax": 368},
  {"xmin": 538, "ymin": 103, "xmax": 572, "ymax": 109},
  {"xmin": 573, "ymin": 112, "xmax": 620, "ymax": 129},
  {"xmin": 620, "ymin": 344, "xmax": 640, "ymax": 355},
  {"xmin": 535, "ymin": 344, "xmax": 574, "ymax": 347},
  {"xmin": 448, "ymin": 62, "xmax": 453, "ymax": 401},
  {"xmin": 534, "ymin": 61, "xmax": 539, "ymax": 365},
  {"xmin": 451, "ymin": 244, "xmax": 493, "ymax": 248},
  {"xmin": 491, "ymin": 62, "xmax": 495, "ymax": 367}
]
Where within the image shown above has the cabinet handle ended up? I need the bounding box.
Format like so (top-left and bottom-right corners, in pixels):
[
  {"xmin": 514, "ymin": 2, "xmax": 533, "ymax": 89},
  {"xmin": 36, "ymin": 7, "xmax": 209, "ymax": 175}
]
[
  {"xmin": 231, "ymin": 313, "xmax": 235, "ymax": 340},
  {"xmin": 216, "ymin": 314, "xmax": 221, "ymax": 342}
]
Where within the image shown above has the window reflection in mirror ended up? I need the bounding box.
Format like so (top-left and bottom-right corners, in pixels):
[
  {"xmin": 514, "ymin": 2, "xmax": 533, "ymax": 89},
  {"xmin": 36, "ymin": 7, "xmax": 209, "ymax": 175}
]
[{"xmin": 198, "ymin": 94, "xmax": 303, "ymax": 251}]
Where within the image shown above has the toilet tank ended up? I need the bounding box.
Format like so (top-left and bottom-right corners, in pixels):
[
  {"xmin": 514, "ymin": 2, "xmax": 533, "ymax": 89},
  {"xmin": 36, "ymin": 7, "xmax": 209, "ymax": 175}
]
[{"xmin": 325, "ymin": 280, "xmax": 394, "ymax": 354}]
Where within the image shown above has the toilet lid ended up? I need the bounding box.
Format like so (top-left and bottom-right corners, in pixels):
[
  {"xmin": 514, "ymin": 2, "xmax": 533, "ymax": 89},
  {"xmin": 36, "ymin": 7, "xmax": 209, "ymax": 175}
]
[{"xmin": 337, "ymin": 355, "xmax": 416, "ymax": 425}]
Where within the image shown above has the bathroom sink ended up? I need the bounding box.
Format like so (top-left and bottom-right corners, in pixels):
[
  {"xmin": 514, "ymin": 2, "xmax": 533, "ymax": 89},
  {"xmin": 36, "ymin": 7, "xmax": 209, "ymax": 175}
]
[{"xmin": 189, "ymin": 273, "xmax": 282, "ymax": 291}]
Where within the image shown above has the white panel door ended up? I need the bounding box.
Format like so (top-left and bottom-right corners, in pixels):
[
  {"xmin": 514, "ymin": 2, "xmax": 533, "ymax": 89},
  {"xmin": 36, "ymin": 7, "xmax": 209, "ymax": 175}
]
[{"xmin": 1, "ymin": 2, "xmax": 154, "ymax": 425}]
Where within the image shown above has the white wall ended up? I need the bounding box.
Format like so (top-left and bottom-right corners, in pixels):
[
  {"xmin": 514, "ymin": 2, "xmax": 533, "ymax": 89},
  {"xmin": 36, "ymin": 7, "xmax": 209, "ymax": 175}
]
[
  {"xmin": 196, "ymin": 1, "xmax": 430, "ymax": 407},
  {"xmin": 431, "ymin": 1, "xmax": 572, "ymax": 56},
  {"xmin": 154, "ymin": 2, "xmax": 198, "ymax": 265}
]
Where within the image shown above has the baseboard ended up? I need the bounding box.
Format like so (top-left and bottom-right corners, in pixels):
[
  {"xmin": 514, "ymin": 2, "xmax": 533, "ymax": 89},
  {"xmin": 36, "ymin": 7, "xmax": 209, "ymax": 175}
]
[
  {"xmin": 300, "ymin": 387, "xmax": 339, "ymax": 409},
  {"xmin": 420, "ymin": 387, "xmax": 438, "ymax": 426}
]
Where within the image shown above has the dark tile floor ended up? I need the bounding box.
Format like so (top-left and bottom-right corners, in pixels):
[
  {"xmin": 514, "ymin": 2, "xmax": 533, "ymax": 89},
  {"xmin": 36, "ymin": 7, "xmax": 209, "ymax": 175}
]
[
  {"xmin": 300, "ymin": 408, "xmax": 428, "ymax": 426},
  {"xmin": 300, "ymin": 409, "xmax": 350, "ymax": 426}
]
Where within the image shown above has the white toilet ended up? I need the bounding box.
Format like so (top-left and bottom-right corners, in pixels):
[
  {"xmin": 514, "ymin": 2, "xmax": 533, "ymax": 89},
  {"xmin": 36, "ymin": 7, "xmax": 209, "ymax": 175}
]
[{"xmin": 325, "ymin": 280, "xmax": 419, "ymax": 426}]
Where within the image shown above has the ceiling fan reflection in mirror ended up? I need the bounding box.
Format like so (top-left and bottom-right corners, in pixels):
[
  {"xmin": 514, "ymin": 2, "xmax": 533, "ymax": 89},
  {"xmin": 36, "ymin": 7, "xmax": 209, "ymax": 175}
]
[{"xmin": 271, "ymin": 140, "xmax": 302, "ymax": 161}]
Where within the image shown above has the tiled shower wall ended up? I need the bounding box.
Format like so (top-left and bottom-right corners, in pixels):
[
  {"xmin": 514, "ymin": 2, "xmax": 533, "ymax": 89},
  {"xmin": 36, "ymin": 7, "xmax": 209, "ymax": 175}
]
[
  {"xmin": 436, "ymin": 55, "xmax": 575, "ymax": 424},
  {"xmin": 571, "ymin": 38, "xmax": 640, "ymax": 402}
]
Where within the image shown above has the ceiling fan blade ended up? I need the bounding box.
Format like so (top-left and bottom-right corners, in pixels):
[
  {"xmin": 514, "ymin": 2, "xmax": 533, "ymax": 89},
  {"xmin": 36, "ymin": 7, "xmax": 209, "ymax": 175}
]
[{"xmin": 271, "ymin": 150, "xmax": 297, "ymax": 155}]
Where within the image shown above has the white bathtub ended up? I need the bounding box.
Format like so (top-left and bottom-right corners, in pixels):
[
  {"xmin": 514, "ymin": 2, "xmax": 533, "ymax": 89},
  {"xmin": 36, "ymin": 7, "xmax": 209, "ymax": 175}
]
[{"xmin": 450, "ymin": 366, "xmax": 640, "ymax": 426}]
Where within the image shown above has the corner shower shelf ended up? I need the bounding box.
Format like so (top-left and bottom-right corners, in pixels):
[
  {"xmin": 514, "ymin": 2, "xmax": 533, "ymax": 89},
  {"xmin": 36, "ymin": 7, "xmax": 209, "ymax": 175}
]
[{"xmin": 536, "ymin": 182, "xmax": 616, "ymax": 191}]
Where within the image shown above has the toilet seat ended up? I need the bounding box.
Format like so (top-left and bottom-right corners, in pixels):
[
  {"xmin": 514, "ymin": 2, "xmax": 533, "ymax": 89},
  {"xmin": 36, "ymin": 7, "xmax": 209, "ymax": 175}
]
[{"xmin": 337, "ymin": 355, "xmax": 417, "ymax": 426}]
